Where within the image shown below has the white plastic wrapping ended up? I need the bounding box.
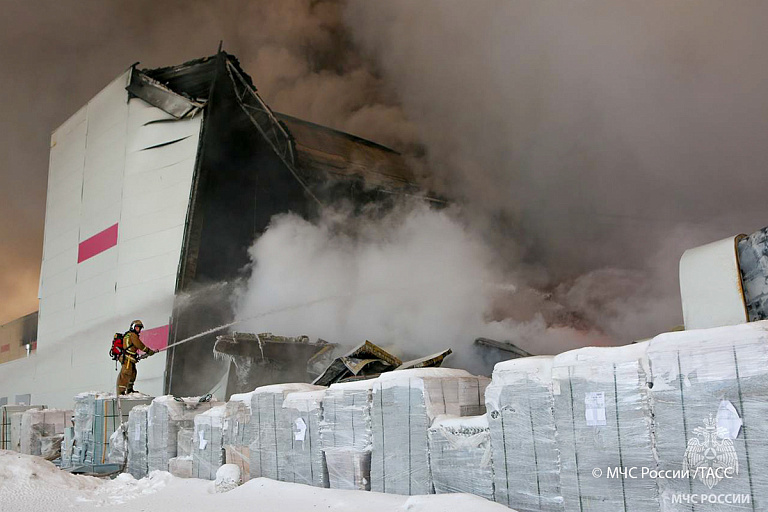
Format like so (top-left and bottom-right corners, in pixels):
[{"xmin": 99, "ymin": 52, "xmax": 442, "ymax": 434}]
[
  {"xmin": 486, "ymin": 356, "xmax": 562, "ymax": 512},
  {"xmin": 370, "ymin": 369, "xmax": 490, "ymax": 496},
  {"xmin": 222, "ymin": 398, "xmax": 251, "ymax": 482},
  {"xmin": 320, "ymin": 379, "xmax": 376, "ymax": 490},
  {"xmin": 20, "ymin": 408, "xmax": 72, "ymax": 456},
  {"xmin": 169, "ymin": 456, "xmax": 194, "ymax": 478},
  {"xmin": 2, "ymin": 405, "xmax": 45, "ymax": 451},
  {"xmin": 647, "ymin": 321, "xmax": 768, "ymax": 511},
  {"xmin": 106, "ymin": 424, "xmax": 127, "ymax": 465},
  {"xmin": 248, "ymin": 384, "xmax": 325, "ymax": 481},
  {"xmin": 192, "ymin": 405, "xmax": 227, "ymax": 480},
  {"xmin": 552, "ymin": 342, "xmax": 658, "ymax": 512},
  {"xmin": 147, "ymin": 396, "xmax": 217, "ymax": 472},
  {"xmin": 72, "ymin": 392, "xmax": 152, "ymax": 467},
  {"xmin": 127, "ymin": 405, "xmax": 149, "ymax": 479},
  {"xmin": 282, "ymin": 390, "xmax": 328, "ymax": 487},
  {"xmin": 428, "ymin": 414, "xmax": 494, "ymax": 500}
]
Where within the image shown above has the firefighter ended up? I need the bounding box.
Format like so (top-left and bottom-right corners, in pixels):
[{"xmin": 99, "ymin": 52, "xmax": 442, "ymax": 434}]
[{"xmin": 117, "ymin": 320, "xmax": 156, "ymax": 395}]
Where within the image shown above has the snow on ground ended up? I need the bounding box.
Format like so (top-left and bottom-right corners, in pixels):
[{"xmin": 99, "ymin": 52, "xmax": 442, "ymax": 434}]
[{"xmin": 0, "ymin": 450, "xmax": 515, "ymax": 512}]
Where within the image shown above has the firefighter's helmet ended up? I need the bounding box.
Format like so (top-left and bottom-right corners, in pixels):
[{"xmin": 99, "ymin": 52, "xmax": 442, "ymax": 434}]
[{"xmin": 130, "ymin": 320, "xmax": 144, "ymax": 332}]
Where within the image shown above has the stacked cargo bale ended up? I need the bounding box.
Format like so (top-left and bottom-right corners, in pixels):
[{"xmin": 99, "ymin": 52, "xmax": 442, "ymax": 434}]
[
  {"xmin": 282, "ymin": 389, "xmax": 327, "ymax": 487},
  {"xmin": 552, "ymin": 342, "xmax": 657, "ymax": 512},
  {"xmin": 2, "ymin": 404, "xmax": 46, "ymax": 450},
  {"xmin": 192, "ymin": 404, "xmax": 227, "ymax": 480},
  {"xmin": 249, "ymin": 384, "xmax": 325, "ymax": 481},
  {"xmin": 370, "ymin": 368, "xmax": 490, "ymax": 496},
  {"xmin": 169, "ymin": 428, "xmax": 194, "ymax": 478},
  {"xmin": 10, "ymin": 412, "xmax": 24, "ymax": 453},
  {"xmin": 61, "ymin": 427, "xmax": 75, "ymax": 467},
  {"xmin": 127, "ymin": 405, "xmax": 149, "ymax": 479},
  {"xmin": 485, "ymin": 356, "xmax": 562, "ymax": 512},
  {"xmin": 20, "ymin": 408, "xmax": 72, "ymax": 457},
  {"xmin": 427, "ymin": 414, "xmax": 494, "ymax": 500},
  {"xmin": 223, "ymin": 395, "xmax": 252, "ymax": 481},
  {"xmin": 647, "ymin": 321, "xmax": 768, "ymax": 510},
  {"xmin": 147, "ymin": 396, "xmax": 217, "ymax": 472},
  {"xmin": 320, "ymin": 379, "xmax": 376, "ymax": 491},
  {"xmin": 72, "ymin": 392, "xmax": 152, "ymax": 467}
]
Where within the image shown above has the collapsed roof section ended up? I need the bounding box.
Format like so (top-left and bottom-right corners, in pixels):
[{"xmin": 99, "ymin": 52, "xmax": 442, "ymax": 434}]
[{"xmin": 128, "ymin": 52, "xmax": 419, "ymax": 193}]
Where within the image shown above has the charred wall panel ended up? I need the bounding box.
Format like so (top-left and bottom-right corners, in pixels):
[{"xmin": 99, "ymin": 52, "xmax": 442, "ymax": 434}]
[{"xmin": 167, "ymin": 55, "xmax": 310, "ymax": 397}]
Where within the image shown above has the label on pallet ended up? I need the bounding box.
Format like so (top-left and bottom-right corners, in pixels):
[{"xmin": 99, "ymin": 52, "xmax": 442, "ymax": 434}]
[{"xmin": 585, "ymin": 392, "xmax": 607, "ymax": 426}]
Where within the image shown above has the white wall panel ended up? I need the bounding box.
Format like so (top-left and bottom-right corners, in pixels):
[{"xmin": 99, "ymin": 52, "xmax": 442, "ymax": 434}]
[
  {"xmin": 42, "ymin": 227, "xmax": 78, "ymax": 261},
  {"xmin": 75, "ymin": 270, "xmax": 117, "ymax": 303},
  {"xmin": 115, "ymin": 274, "xmax": 177, "ymax": 314},
  {"xmin": 79, "ymin": 207, "xmax": 121, "ymax": 241},
  {"xmin": 123, "ymin": 158, "xmax": 194, "ymax": 198},
  {"xmin": 75, "ymin": 292, "xmax": 117, "ymax": 326},
  {"xmin": 40, "ymin": 266, "xmax": 77, "ymax": 299},
  {"xmin": 76, "ymin": 248, "xmax": 119, "ymax": 282},
  {"xmin": 41, "ymin": 247, "xmax": 77, "ymax": 281},
  {"xmin": 117, "ymin": 250, "xmax": 179, "ymax": 287},
  {"xmin": 119, "ymin": 199, "xmax": 190, "ymax": 242},
  {"xmin": 118, "ymin": 225, "xmax": 185, "ymax": 265},
  {"xmin": 41, "ymin": 286, "xmax": 75, "ymax": 316},
  {"xmin": 125, "ymin": 136, "xmax": 200, "ymax": 174}
]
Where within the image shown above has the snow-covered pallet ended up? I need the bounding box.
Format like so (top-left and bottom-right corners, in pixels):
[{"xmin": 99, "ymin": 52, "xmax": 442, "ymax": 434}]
[
  {"xmin": 320, "ymin": 379, "xmax": 376, "ymax": 491},
  {"xmin": 127, "ymin": 405, "xmax": 149, "ymax": 479},
  {"xmin": 552, "ymin": 342, "xmax": 657, "ymax": 512},
  {"xmin": 282, "ymin": 390, "xmax": 327, "ymax": 487},
  {"xmin": 486, "ymin": 356, "xmax": 562, "ymax": 512},
  {"xmin": 370, "ymin": 369, "xmax": 490, "ymax": 496},
  {"xmin": 222, "ymin": 396, "xmax": 252, "ymax": 482},
  {"xmin": 20, "ymin": 408, "xmax": 71, "ymax": 457},
  {"xmin": 147, "ymin": 396, "xmax": 217, "ymax": 472},
  {"xmin": 647, "ymin": 321, "xmax": 768, "ymax": 510},
  {"xmin": 248, "ymin": 384, "xmax": 325, "ymax": 482},
  {"xmin": 428, "ymin": 414, "xmax": 494, "ymax": 500}
]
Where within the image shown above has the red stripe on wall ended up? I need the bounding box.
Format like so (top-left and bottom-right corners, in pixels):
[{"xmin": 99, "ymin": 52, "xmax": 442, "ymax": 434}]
[
  {"xmin": 78, "ymin": 223, "xmax": 118, "ymax": 263},
  {"xmin": 141, "ymin": 324, "xmax": 170, "ymax": 351},
  {"xmin": 0, "ymin": 344, "xmax": 9, "ymax": 353}
]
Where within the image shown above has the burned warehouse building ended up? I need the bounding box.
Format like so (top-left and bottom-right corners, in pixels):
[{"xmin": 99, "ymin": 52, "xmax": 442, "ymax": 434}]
[{"xmin": 0, "ymin": 51, "xmax": 438, "ymax": 408}]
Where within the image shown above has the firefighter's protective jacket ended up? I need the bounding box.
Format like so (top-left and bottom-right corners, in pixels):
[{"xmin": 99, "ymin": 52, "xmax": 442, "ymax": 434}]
[{"xmin": 123, "ymin": 331, "xmax": 152, "ymax": 361}]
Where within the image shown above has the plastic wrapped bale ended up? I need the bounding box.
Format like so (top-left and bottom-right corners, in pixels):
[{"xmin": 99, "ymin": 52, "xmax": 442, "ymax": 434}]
[
  {"xmin": 61, "ymin": 427, "xmax": 75, "ymax": 468},
  {"xmin": 320, "ymin": 379, "xmax": 376, "ymax": 491},
  {"xmin": 223, "ymin": 394, "xmax": 252, "ymax": 482},
  {"xmin": 169, "ymin": 456, "xmax": 194, "ymax": 478},
  {"xmin": 192, "ymin": 405, "xmax": 227, "ymax": 480},
  {"xmin": 106, "ymin": 425, "xmax": 127, "ymax": 465},
  {"xmin": 147, "ymin": 396, "xmax": 217, "ymax": 472},
  {"xmin": 647, "ymin": 321, "xmax": 768, "ymax": 511},
  {"xmin": 20, "ymin": 408, "xmax": 72, "ymax": 456},
  {"xmin": 127, "ymin": 405, "xmax": 149, "ymax": 479},
  {"xmin": 249, "ymin": 384, "xmax": 325, "ymax": 481},
  {"xmin": 282, "ymin": 389, "xmax": 327, "ymax": 487},
  {"xmin": 73, "ymin": 392, "xmax": 153, "ymax": 467},
  {"xmin": 10, "ymin": 412, "xmax": 24, "ymax": 452},
  {"xmin": 177, "ymin": 427, "xmax": 194, "ymax": 457},
  {"xmin": 370, "ymin": 369, "xmax": 490, "ymax": 496},
  {"xmin": 41, "ymin": 434, "xmax": 65, "ymax": 460},
  {"xmin": 427, "ymin": 414, "xmax": 494, "ymax": 500},
  {"xmin": 552, "ymin": 342, "xmax": 657, "ymax": 512},
  {"xmin": 2, "ymin": 405, "xmax": 46, "ymax": 450},
  {"xmin": 486, "ymin": 356, "xmax": 563, "ymax": 512}
]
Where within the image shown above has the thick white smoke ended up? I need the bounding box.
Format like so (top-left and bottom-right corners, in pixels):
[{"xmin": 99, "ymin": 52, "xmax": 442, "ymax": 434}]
[{"xmin": 234, "ymin": 204, "xmax": 609, "ymax": 374}]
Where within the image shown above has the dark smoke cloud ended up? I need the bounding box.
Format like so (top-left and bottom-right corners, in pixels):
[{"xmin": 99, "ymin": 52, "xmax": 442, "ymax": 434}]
[{"xmin": 4, "ymin": 1, "xmax": 768, "ymax": 352}]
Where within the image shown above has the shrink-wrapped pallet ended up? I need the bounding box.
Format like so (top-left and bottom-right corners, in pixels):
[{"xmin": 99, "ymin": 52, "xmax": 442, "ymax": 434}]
[
  {"xmin": 552, "ymin": 342, "xmax": 657, "ymax": 512},
  {"xmin": 192, "ymin": 405, "xmax": 227, "ymax": 480},
  {"xmin": 428, "ymin": 414, "xmax": 494, "ymax": 500},
  {"xmin": 127, "ymin": 405, "xmax": 149, "ymax": 479},
  {"xmin": 147, "ymin": 396, "xmax": 217, "ymax": 472},
  {"xmin": 249, "ymin": 384, "xmax": 325, "ymax": 481},
  {"xmin": 223, "ymin": 395, "xmax": 252, "ymax": 482},
  {"xmin": 282, "ymin": 389, "xmax": 327, "ymax": 487},
  {"xmin": 72, "ymin": 392, "xmax": 152, "ymax": 466},
  {"xmin": 320, "ymin": 379, "xmax": 376, "ymax": 490},
  {"xmin": 2, "ymin": 405, "xmax": 45, "ymax": 450},
  {"xmin": 370, "ymin": 368, "xmax": 490, "ymax": 496},
  {"xmin": 20, "ymin": 408, "xmax": 72, "ymax": 456},
  {"xmin": 647, "ymin": 321, "xmax": 768, "ymax": 511},
  {"xmin": 486, "ymin": 356, "xmax": 562, "ymax": 512}
]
